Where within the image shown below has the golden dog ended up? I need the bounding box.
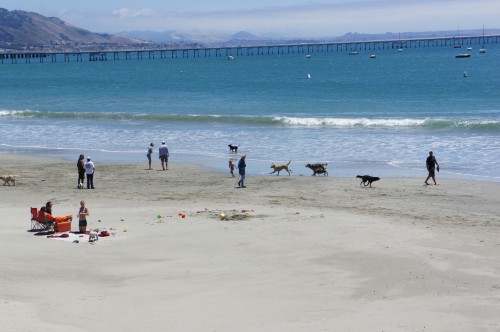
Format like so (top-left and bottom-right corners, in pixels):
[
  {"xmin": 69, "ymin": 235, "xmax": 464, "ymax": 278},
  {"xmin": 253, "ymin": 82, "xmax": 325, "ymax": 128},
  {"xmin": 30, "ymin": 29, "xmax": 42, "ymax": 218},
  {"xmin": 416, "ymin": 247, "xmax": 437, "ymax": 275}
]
[
  {"xmin": 270, "ymin": 161, "xmax": 292, "ymax": 176},
  {"xmin": 0, "ymin": 175, "xmax": 18, "ymax": 186}
]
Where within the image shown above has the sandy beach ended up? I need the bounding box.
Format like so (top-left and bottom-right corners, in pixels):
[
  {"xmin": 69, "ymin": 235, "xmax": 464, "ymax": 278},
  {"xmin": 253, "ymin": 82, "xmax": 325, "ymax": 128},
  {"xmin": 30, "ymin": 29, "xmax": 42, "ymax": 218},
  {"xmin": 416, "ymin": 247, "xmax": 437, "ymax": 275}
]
[{"xmin": 1, "ymin": 154, "xmax": 500, "ymax": 331}]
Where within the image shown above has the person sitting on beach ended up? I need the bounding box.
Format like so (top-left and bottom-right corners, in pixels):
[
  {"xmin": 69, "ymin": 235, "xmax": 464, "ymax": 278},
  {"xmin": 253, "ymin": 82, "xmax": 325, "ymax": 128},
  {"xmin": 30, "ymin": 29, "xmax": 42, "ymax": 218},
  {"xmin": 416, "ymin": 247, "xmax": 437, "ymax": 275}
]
[
  {"xmin": 45, "ymin": 201, "xmax": 53, "ymax": 215},
  {"xmin": 425, "ymin": 151, "xmax": 440, "ymax": 185}
]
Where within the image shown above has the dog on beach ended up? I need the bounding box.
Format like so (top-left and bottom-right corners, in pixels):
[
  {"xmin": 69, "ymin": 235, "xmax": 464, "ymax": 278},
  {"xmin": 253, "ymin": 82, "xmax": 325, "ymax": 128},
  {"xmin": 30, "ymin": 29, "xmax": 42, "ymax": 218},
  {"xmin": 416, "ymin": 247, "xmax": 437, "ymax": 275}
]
[
  {"xmin": 228, "ymin": 144, "xmax": 240, "ymax": 153},
  {"xmin": 356, "ymin": 175, "xmax": 380, "ymax": 187},
  {"xmin": 0, "ymin": 175, "xmax": 18, "ymax": 186},
  {"xmin": 270, "ymin": 160, "xmax": 292, "ymax": 176},
  {"xmin": 89, "ymin": 230, "xmax": 99, "ymax": 242},
  {"xmin": 305, "ymin": 163, "xmax": 328, "ymax": 176}
]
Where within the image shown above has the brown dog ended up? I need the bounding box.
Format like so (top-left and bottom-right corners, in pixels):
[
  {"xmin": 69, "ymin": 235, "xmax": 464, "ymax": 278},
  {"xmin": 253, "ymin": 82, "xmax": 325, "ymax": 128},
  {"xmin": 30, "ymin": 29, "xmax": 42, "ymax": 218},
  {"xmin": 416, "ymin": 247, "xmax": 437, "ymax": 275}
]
[
  {"xmin": 270, "ymin": 161, "xmax": 292, "ymax": 176},
  {"xmin": 0, "ymin": 175, "xmax": 18, "ymax": 186}
]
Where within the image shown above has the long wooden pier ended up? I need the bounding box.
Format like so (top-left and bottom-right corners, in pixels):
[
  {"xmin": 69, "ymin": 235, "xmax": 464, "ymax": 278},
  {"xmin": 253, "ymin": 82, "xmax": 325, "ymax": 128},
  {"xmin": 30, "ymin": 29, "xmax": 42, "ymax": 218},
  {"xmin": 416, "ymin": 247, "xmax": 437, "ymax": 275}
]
[{"xmin": 1, "ymin": 35, "xmax": 499, "ymax": 64}]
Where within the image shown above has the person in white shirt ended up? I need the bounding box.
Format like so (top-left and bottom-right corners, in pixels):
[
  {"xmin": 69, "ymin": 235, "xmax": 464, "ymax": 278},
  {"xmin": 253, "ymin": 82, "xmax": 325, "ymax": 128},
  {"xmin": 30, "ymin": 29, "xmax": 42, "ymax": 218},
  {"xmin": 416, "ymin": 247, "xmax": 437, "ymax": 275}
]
[
  {"xmin": 158, "ymin": 141, "xmax": 169, "ymax": 170},
  {"xmin": 85, "ymin": 157, "xmax": 95, "ymax": 189}
]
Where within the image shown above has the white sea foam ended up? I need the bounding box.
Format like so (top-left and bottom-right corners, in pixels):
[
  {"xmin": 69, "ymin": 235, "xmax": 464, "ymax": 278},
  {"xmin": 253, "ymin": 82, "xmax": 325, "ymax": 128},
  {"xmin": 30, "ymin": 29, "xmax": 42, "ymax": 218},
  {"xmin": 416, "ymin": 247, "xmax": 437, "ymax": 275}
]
[{"xmin": 275, "ymin": 117, "xmax": 427, "ymax": 127}]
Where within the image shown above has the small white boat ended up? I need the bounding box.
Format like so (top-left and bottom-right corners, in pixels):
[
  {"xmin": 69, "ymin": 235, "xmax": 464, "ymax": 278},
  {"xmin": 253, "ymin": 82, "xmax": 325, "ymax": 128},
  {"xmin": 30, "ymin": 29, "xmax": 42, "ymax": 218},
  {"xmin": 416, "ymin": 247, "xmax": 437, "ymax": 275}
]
[
  {"xmin": 397, "ymin": 48, "xmax": 403, "ymax": 52},
  {"xmin": 307, "ymin": 73, "xmax": 311, "ymax": 79},
  {"xmin": 227, "ymin": 55, "xmax": 234, "ymax": 60},
  {"xmin": 369, "ymin": 54, "xmax": 376, "ymax": 58},
  {"xmin": 305, "ymin": 54, "xmax": 311, "ymax": 58},
  {"xmin": 348, "ymin": 50, "xmax": 358, "ymax": 55},
  {"xmin": 455, "ymin": 53, "xmax": 471, "ymax": 58},
  {"xmin": 467, "ymin": 46, "xmax": 472, "ymax": 51},
  {"xmin": 479, "ymin": 48, "xmax": 486, "ymax": 54}
]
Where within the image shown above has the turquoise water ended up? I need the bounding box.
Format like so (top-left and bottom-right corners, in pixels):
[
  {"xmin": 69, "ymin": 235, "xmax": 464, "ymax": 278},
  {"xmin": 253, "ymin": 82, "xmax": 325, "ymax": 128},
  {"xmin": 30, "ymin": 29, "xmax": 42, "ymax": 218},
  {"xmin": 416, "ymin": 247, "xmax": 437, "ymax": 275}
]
[{"xmin": 1, "ymin": 45, "xmax": 500, "ymax": 181}]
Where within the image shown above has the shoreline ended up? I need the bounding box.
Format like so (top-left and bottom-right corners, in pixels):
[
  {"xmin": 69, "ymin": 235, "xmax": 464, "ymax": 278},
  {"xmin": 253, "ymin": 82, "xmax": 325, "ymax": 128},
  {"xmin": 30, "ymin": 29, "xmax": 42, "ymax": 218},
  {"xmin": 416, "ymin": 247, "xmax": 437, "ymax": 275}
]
[
  {"xmin": 3, "ymin": 150, "xmax": 500, "ymax": 183},
  {"xmin": 1, "ymin": 154, "xmax": 500, "ymax": 331}
]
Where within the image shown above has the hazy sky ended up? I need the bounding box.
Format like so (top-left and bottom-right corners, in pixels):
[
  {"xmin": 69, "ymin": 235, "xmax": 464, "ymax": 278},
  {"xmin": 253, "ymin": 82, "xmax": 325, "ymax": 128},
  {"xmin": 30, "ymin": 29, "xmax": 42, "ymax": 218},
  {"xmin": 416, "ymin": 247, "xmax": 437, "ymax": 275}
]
[{"xmin": 1, "ymin": 0, "xmax": 498, "ymax": 37}]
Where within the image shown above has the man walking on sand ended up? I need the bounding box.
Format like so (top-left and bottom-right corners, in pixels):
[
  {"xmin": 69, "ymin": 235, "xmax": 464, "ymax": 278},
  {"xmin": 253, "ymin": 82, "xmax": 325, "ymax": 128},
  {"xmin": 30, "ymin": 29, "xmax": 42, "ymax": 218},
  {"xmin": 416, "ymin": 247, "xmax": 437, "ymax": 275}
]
[
  {"xmin": 159, "ymin": 141, "xmax": 169, "ymax": 170},
  {"xmin": 237, "ymin": 154, "xmax": 247, "ymax": 188},
  {"xmin": 425, "ymin": 151, "xmax": 440, "ymax": 185}
]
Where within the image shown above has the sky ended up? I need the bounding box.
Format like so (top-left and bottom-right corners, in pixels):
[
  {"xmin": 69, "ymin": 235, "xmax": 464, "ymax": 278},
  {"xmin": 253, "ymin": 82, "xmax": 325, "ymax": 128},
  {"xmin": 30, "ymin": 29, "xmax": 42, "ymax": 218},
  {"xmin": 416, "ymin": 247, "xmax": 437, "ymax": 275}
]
[{"xmin": 1, "ymin": 0, "xmax": 499, "ymax": 38}]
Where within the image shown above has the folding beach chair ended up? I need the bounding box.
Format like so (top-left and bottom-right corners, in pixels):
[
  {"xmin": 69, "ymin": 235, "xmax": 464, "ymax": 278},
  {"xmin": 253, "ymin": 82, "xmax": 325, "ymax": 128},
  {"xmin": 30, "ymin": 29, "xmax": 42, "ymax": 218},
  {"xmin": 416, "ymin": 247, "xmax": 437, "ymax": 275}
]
[
  {"xmin": 30, "ymin": 207, "xmax": 45, "ymax": 230},
  {"xmin": 30, "ymin": 207, "xmax": 53, "ymax": 231}
]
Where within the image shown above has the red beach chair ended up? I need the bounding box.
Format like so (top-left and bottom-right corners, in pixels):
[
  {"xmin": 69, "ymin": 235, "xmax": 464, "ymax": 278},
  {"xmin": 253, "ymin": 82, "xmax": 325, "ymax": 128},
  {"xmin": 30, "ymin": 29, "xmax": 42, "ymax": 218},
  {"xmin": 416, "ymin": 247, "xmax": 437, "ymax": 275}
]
[{"xmin": 31, "ymin": 207, "xmax": 46, "ymax": 230}]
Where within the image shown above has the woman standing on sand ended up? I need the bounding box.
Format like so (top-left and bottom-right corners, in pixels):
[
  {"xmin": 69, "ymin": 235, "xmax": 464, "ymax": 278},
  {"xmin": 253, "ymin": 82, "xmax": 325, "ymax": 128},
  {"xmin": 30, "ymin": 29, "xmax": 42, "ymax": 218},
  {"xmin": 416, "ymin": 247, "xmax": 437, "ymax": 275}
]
[
  {"xmin": 78, "ymin": 200, "xmax": 89, "ymax": 234},
  {"xmin": 77, "ymin": 154, "xmax": 85, "ymax": 189},
  {"xmin": 147, "ymin": 143, "xmax": 154, "ymax": 170}
]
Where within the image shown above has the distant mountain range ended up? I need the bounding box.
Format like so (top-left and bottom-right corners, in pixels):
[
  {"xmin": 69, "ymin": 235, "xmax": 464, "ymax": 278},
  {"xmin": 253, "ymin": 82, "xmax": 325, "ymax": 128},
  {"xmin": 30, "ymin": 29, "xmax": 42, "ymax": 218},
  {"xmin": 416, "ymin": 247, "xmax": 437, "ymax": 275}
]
[{"xmin": 1, "ymin": 7, "xmax": 498, "ymax": 50}]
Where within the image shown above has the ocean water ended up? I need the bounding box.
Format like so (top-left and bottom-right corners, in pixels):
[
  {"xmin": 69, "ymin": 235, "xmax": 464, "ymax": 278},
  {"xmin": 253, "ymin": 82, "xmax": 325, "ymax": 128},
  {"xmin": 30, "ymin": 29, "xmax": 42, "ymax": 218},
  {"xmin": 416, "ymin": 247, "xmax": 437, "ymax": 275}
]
[{"xmin": 1, "ymin": 45, "xmax": 500, "ymax": 181}]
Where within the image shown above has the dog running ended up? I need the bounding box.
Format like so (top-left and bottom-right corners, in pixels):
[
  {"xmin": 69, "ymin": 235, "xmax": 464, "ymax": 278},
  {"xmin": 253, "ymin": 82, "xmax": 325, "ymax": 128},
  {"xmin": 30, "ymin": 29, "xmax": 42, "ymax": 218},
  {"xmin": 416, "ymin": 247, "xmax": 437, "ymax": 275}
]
[
  {"xmin": 270, "ymin": 160, "xmax": 292, "ymax": 176},
  {"xmin": 356, "ymin": 175, "xmax": 380, "ymax": 187},
  {"xmin": 305, "ymin": 163, "xmax": 328, "ymax": 176},
  {"xmin": 0, "ymin": 175, "xmax": 18, "ymax": 186},
  {"xmin": 228, "ymin": 144, "xmax": 240, "ymax": 153}
]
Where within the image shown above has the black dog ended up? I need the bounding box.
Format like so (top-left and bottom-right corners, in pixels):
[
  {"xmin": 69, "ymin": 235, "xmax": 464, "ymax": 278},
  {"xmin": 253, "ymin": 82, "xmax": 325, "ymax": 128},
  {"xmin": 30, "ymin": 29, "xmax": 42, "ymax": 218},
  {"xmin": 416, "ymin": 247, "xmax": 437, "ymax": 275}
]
[
  {"xmin": 305, "ymin": 163, "xmax": 328, "ymax": 176},
  {"xmin": 356, "ymin": 175, "xmax": 380, "ymax": 187},
  {"xmin": 228, "ymin": 144, "xmax": 239, "ymax": 153}
]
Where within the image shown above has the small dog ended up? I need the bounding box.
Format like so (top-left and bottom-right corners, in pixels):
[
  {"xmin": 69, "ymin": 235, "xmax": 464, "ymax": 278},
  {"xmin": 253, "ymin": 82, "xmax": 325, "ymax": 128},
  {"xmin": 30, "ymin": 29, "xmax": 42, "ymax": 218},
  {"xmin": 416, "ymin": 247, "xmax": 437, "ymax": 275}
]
[
  {"xmin": 270, "ymin": 160, "xmax": 292, "ymax": 176},
  {"xmin": 356, "ymin": 175, "xmax": 380, "ymax": 187},
  {"xmin": 305, "ymin": 163, "xmax": 328, "ymax": 176},
  {"xmin": 89, "ymin": 230, "xmax": 99, "ymax": 242},
  {"xmin": 0, "ymin": 175, "xmax": 18, "ymax": 186},
  {"xmin": 228, "ymin": 144, "xmax": 240, "ymax": 153}
]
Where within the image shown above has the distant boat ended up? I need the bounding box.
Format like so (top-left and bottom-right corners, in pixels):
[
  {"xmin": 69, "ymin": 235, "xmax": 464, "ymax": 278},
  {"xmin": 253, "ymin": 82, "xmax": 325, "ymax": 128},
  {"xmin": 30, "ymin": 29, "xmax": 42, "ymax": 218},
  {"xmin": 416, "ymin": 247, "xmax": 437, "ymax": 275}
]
[
  {"xmin": 227, "ymin": 55, "xmax": 234, "ymax": 60},
  {"xmin": 479, "ymin": 25, "xmax": 487, "ymax": 53},
  {"xmin": 453, "ymin": 26, "xmax": 462, "ymax": 48},
  {"xmin": 348, "ymin": 50, "xmax": 358, "ymax": 55},
  {"xmin": 369, "ymin": 54, "xmax": 376, "ymax": 58},
  {"xmin": 397, "ymin": 48, "xmax": 403, "ymax": 52},
  {"xmin": 307, "ymin": 73, "xmax": 311, "ymax": 79},
  {"xmin": 305, "ymin": 54, "xmax": 311, "ymax": 58},
  {"xmin": 467, "ymin": 46, "xmax": 472, "ymax": 51},
  {"xmin": 455, "ymin": 53, "xmax": 471, "ymax": 58}
]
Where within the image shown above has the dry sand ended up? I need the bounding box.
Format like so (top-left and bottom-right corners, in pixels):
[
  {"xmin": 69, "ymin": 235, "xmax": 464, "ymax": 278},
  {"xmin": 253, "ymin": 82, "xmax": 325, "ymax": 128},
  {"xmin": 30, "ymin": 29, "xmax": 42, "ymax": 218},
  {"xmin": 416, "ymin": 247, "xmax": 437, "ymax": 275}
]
[{"xmin": 1, "ymin": 154, "xmax": 500, "ymax": 331}]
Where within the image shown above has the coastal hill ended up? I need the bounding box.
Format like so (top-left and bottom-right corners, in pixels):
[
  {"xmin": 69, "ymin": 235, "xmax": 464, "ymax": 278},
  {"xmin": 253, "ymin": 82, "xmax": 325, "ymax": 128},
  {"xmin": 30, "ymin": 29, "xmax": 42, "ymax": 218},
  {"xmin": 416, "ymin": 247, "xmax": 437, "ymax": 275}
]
[
  {"xmin": 1, "ymin": 7, "xmax": 499, "ymax": 51},
  {"xmin": 0, "ymin": 8, "xmax": 136, "ymax": 48}
]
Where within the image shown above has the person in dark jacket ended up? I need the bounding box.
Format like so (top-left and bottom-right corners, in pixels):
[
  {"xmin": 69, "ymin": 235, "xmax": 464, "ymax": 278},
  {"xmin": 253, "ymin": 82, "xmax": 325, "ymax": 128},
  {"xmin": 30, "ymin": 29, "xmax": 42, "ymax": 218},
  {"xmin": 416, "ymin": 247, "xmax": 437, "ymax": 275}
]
[{"xmin": 237, "ymin": 154, "xmax": 247, "ymax": 188}]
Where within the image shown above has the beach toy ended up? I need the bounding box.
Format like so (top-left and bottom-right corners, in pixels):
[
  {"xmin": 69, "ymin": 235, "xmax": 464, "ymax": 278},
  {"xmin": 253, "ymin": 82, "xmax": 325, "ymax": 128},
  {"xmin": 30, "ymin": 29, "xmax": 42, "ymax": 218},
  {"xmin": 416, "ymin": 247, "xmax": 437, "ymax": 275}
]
[
  {"xmin": 181, "ymin": 214, "xmax": 186, "ymax": 219},
  {"xmin": 219, "ymin": 213, "xmax": 226, "ymax": 220},
  {"xmin": 123, "ymin": 226, "xmax": 128, "ymax": 232},
  {"xmin": 157, "ymin": 214, "xmax": 162, "ymax": 219}
]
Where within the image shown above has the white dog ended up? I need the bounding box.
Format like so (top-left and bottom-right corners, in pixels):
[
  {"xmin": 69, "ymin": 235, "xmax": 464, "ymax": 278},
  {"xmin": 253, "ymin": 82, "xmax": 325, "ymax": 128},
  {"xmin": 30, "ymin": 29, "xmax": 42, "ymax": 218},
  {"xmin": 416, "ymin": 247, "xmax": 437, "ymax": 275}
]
[
  {"xmin": 89, "ymin": 230, "xmax": 99, "ymax": 242},
  {"xmin": 0, "ymin": 175, "xmax": 18, "ymax": 186}
]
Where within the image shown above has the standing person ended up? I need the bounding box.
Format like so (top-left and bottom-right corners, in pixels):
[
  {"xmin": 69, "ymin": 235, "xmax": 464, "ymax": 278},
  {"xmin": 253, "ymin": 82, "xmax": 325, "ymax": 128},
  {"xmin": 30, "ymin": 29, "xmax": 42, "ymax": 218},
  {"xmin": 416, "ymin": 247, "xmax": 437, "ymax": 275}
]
[
  {"xmin": 78, "ymin": 200, "xmax": 89, "ymax": 234},
  {"xmin": 77, "ymin": 154, "xmax": 85, "ymax": 189},
  {"xmin": 158, "ymin": 141, "xmax": 169, "ymax": 170},
  {"xmin": 85, "ymin": 157, "xmax": 95, "ymax": 189},
  {"xmin": 424, "ymin": 151, "xmax": 440, "ymax": 185},
  {"xmin": 147, "ymin": 143, "xmax": 154, "ymax": 170},
  {"xmin": 237, "ymin": 154, "xmax": 247, "ymax": 188},
  {"xmin": 229, "ymin": 159, "xmax": 236, "ymax": 177}
]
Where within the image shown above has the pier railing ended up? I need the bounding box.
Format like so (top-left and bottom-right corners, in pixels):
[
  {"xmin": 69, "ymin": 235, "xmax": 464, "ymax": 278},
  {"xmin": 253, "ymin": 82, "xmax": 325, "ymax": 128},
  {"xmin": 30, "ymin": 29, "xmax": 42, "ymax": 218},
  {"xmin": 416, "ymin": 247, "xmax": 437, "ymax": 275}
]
[{"xmin": 1, "ymin": 35, "xmax": 499, "ymax": 64}]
